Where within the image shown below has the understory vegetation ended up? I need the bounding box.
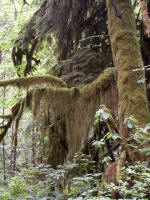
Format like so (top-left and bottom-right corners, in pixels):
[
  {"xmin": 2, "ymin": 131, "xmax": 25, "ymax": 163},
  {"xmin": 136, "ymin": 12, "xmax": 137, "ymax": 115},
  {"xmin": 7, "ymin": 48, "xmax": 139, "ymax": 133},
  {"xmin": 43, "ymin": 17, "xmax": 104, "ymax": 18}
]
[{"xmin": 1, "ymin": 143, "xmax": 150, "ymax": 199}]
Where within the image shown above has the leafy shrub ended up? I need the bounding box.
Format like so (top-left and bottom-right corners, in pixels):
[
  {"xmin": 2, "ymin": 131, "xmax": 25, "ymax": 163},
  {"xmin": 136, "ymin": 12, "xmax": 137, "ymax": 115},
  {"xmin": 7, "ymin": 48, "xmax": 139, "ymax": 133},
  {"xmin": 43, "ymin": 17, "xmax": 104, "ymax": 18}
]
[
  {"xmin": 102, "ymin": 161, "xmax": 150, "ymax": 199},
  {"xmin": 0, "ymin": 154, "xmax": 101, "ymax": 200},
  {"xmin": 0, "ymin": 176, "xmax": 29, "ymax": 200}
]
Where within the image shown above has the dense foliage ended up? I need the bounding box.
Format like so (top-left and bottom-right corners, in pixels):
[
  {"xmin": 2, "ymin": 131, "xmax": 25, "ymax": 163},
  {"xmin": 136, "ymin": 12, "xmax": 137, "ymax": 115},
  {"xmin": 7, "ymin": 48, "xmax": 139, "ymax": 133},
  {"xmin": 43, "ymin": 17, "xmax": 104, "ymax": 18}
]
[{"xmin": 0, "ymin": 0, "xmax": 150, "ymax": 199}]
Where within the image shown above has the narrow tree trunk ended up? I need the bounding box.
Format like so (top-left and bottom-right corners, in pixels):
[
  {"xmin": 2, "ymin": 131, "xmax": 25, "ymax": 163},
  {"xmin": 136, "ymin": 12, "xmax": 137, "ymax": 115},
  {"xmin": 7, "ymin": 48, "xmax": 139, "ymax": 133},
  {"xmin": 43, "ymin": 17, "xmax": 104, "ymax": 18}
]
[
  {"xmin": 106, "ymin": 0, "xmax": 150, "ymax": 160},
  {"xmin": 11, "ymin": 122, "xmax": 17, "ymax": 172},
  {"xmin": 13, "ymin": 134, "xmax": 17, "ymax": 171},
  {"xmin": 31, "ymin": 118, "xmax": 36, "ymax": 166},
  {"xmin": 22, "ymin": 145, "xmax": 28, "ymax": 165},
  {"xmin": 10, "ymin": 121, "xmax": 14, "ymax": 172},
  {"xmin": 2, "ymin": 75, "xmax": 6, "ymax": 181},
  {"xmin": 2, "ymin": 140, "xmax": 6, "ymax": 181}
]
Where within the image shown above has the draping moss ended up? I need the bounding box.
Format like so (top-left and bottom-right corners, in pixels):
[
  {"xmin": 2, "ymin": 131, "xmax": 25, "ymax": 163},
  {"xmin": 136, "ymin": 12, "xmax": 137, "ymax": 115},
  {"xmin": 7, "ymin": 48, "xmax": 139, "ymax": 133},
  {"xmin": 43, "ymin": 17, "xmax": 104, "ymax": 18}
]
[
  {"xmin": 0, "ymin": 67, "xmax": 117, "ymax": 160},
  {"xmin": 33, "ymin": 67, "xmax": 117, "ymax": 158},
  {"xmin": 0, "ymin": 99, "xmax": 22, "ymax": 143},
  {"xmin": 47, "ymin": 115, "xmax": 68, "ymax": 168},
  {"xmin": 0, "ymin": 90, "xmax": 33, "ymax": 143}
]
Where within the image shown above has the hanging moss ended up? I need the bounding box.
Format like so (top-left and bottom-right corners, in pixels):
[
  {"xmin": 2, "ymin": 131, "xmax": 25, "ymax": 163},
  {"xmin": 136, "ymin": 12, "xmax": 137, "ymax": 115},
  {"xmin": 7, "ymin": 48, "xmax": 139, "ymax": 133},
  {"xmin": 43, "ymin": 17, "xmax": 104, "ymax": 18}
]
[
  {"xmin": 32, "ymin": 88, "xmax": 43, "ymax": 116},
  {"xmin": 0, "ymin": 92, "xmax": 33, "ymax": 144},
  {"xmin": 25, "ymin": 90, "xmax": 33, "ymax": 108},
  {"xmin": 0, "ymin": 118, "xmax": 12, "ymax": 143},
  {"xmin": 0, "ymin": 99, "xmax": 23, "ymax": 143},
  {"xmin": 47, "ymin": 115, "xmax": 68, "ymax": 168},
  {"xmin": 13, "ymin": 98, "xmax": 25, "ymax": 143},
  {"xmin": 32, "ymin": 67, "xmax": 118, "ymax": 159},
  {"xmin": 0, "ymin": 65, "xmax": 118, "ymax": 164}
]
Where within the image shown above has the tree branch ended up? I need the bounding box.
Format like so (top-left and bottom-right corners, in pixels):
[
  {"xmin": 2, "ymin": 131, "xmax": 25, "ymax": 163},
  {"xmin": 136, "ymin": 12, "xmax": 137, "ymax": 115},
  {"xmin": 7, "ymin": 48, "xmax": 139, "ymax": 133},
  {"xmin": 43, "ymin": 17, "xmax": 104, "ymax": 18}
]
[
  {"xmin": 0, "ymin": 75, "xmax": 67, "ymax": 88},
  {"xmin": 111, "ymin": 0, "xmax": 122, "ymax": 18}
]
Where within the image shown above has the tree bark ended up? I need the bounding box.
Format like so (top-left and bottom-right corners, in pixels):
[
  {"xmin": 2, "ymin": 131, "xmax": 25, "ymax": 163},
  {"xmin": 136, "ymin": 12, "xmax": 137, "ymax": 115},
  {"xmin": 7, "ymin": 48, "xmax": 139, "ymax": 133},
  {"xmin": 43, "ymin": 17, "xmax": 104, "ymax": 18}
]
[
  {"xmin": 31, "ymin": 118, "xmax": 36, "ymax": 166},
  {"xmin": 106, "ymin": 0, "xmax": 150, "ymax": 160}
]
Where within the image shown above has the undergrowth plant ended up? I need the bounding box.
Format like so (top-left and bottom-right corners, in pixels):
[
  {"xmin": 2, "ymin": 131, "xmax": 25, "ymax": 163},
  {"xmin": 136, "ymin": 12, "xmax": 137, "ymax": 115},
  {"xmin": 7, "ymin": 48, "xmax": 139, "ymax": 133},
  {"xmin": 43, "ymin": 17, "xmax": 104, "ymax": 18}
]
[
  {"xmin": 0, "ymin": 153, "xmax": 101, "ymax": 200},
  {"xmin": 92, "ymin": 107, "xmax": 150, "ymax": 199},
  {"xmin": 102, "ymin": 161, "xmax": 150, "ymax": 199}
]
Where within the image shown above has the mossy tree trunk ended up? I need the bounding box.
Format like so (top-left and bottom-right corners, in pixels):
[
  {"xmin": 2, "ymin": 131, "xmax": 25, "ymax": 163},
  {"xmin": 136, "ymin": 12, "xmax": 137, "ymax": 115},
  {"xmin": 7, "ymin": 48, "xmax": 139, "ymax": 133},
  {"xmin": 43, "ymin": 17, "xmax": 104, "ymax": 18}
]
[{"xmin": 106, "ymin": 0, "xmax": 150, "ymax": 161}]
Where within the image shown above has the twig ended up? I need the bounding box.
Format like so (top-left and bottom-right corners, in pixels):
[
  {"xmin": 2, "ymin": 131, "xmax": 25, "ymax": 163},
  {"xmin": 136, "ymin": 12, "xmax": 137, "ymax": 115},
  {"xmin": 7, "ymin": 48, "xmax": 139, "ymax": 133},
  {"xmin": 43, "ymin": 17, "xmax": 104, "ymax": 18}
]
[{"xmin": 111, "ymin": 0, "xmax": 122, "ymax": 18}]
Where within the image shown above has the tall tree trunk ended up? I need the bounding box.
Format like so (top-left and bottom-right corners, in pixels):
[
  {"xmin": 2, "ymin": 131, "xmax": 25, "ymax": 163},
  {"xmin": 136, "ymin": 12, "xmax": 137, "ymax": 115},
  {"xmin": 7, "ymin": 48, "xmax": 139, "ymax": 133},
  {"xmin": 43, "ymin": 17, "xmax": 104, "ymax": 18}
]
[
  {"xmin": 10, "ymin": 121, "xmax": 14, "ymax": 172},
  {"xmin": 2, "ymin": 73, "xmax": 6, "ymax": 181},
  {"xmin": 106, "ymin": 0, "xmax": 150, "ymax": 160},
  {"xmin": 2, "ymin": 140, "xmax": 6, "ymax": 181},
  {"xmin": 12, "ymin": 134, "xmax": 17, "ymax": 171},
  {"xmin": 31, "ymin": 118, "xmax": 36, "ymax": 166}
]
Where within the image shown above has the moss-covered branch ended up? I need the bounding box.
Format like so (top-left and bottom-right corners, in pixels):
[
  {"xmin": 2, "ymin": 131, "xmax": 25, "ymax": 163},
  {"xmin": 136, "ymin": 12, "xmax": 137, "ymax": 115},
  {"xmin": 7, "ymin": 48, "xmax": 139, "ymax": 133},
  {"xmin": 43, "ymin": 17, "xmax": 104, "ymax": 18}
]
[
  {"xmin": 0, "ymin": 118, "xmax": 12, "ymax": 143},
  {"xmin": 13, "ymin": 98, "xmax": 25, "ymax": 143},
  {"xmin": 0, "ymin": 75, "xmax": 67, "ymax": 88},
  {"xmin": 94, "ymin": 105, "xmax": 119, "ymax": 136},
  {"xmin": 0, "ymin": 114, "xmax": 12, "ymax": 119},
  {"xmin": 0, "ymin": 98, "xmax": 25, "ymax": 143}
]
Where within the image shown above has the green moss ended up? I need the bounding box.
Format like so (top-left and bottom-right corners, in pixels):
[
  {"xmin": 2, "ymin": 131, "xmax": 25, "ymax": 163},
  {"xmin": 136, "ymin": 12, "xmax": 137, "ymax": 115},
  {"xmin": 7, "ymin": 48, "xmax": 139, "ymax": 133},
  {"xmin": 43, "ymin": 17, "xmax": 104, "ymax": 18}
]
[
  {"xmin": 107, "ymin": 0, "xmax": 150, "ymax": 125},
  {"xmin": 81, "ymin": 67, "xmax": 115, "ymax": 95},
  {"xmin": 0, "ymin": 75, "xmax": 67, "ymax": 88},
  {"xmin": 107, "ymin": 0, "xmax": 150, "ymax": 161},
  {"xmin": 32, "ymin": 67, "xmax": 118, "ymax": 161}
]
